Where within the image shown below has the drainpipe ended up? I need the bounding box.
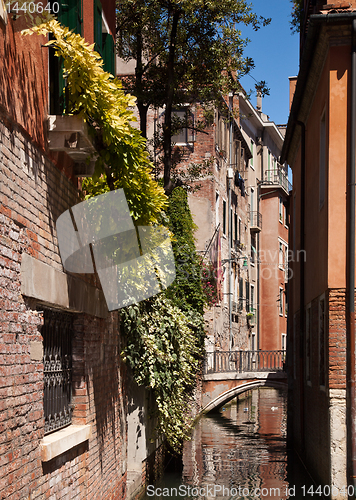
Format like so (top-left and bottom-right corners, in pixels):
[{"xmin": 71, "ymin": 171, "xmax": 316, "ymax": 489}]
[
  {"xmin": 257, "ymin": 131, "xmax": 264, "ymax": 351},
  {"xmin": 348, "ymin": 18, "xmax": 356, "ymax": 493},
  {"xmin": 228, "ymin": 94, "xmax": 233, "ymax": 351},
  {"xmin": 297, "ymin": 119, "xmax": 305, "ymax": 451}
]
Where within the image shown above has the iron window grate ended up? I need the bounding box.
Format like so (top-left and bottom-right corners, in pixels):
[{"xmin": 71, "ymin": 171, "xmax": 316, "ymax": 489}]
[{"xmin": 41, "ymin": 307, "xmax": 74, "ymax": 435}]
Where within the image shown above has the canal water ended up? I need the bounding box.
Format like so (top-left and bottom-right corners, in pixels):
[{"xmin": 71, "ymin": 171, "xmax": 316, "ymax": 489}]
[{"xmin": 145, "ymin": 387, "xmax": 323, "ymax": 500}]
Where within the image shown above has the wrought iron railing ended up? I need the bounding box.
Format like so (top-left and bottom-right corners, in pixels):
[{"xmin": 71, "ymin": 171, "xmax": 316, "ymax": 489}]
[
  {"xmin": 203, "ymin": 350, "xmax": 286, "ymax": 374},
  {"xmin": 246, "ymin": 308, "xmax": 257, "ymax": 326},
  {"xmin": 263, "ymin": 167, "xmax": 292, "ymax": 193},
  {"xmin": 249, "ymin": 211, "xmax": 262, "ymax": 231},
  {"xmin": 42, "ymin": 308, "xmax": 73, "ymax": 435}
]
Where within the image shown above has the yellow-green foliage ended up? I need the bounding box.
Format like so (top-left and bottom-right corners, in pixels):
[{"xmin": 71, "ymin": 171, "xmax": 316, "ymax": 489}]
[{"xmin": 22, "ymin": 20, "xmax": 167, "ymax": 225}]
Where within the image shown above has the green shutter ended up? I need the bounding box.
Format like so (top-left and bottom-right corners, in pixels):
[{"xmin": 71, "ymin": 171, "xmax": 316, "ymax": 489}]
[
  {"xmin": 94, "ymin": 0, "xmax": 103, "ymax": 55},
  {"xmin": 102, "ymin": 33, "xmax": 115, "ymax": 75},
  {"xmin": 49, "ymin": 0, "xmax": 82, "ymax": 114},
  {"xmin": 59, "ymin": 0, "xmax": 82, "ymax": 34}
]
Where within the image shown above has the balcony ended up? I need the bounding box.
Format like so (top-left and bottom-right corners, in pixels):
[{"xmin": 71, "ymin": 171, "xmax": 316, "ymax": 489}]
[
  {"xmin": 48, "ymin": 115, "xmax": 97, "ymax": 177},
  {"xmin": 249, "ymin": 211, "xmax": 262, "ymax": 232},
  {"xmin": 261, "ymin": 167, "xmax": 292, "ymax": 194},
  {"xmin": 247, "ymin": 307, "xmax": 256, "ymax": 326}
]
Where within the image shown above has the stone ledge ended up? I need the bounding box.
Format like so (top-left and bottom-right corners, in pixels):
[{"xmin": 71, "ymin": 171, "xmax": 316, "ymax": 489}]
[
  {"xmin": 41, "ymin": 424, "xmax": 91, "ymax": 462},
  {"xmin": 203, "ymin": 371, "xmax": 287, "ymax": 381},
  {"xmin": 127, "ymin": 470, "xmax": 144, "ymax": 500},
  {"xmin": 21, "ymin": 253, "xmax": 108, "ymax": 318}
]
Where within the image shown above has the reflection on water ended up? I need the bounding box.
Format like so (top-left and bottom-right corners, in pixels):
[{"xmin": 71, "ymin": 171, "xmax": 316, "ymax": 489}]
[
  {"xmin": 145, "ymin": 388, "xmax": 322, "ymax": 500},
  {"xmin": 183, "ymin": 387, "xmax": 289, "ymax": 499}
]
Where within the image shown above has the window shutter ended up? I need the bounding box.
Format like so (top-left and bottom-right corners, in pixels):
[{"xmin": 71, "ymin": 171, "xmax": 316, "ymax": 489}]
[
  {"xmin": 94, "ymin": 0, "xmax": 103, "ymax": 55},
  {"xmin": 59, "ymin": 0, "xmax": 82, "ymax": 34},
  {"xmin": 103, "ymin": 33, "xmax": 115, "ymax": 75}
]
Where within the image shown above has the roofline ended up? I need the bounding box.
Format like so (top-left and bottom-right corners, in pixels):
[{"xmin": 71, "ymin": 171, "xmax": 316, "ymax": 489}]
[
  {"xmin": 238, "ymin": 93, "xmax": 284, "ymax": 148},
  {"xmin": 281, "ymin": 11, "xmax": 356, "ymax": 164}
]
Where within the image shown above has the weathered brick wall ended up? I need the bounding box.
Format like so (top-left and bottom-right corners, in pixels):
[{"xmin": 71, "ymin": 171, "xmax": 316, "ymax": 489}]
[
  {"xmin": 328, "ymin": 289, "xmax": 347, "ymax": 389},
  {"xmin": 0, "ymin": 115, "xmax": 127, "ymax": 498}
]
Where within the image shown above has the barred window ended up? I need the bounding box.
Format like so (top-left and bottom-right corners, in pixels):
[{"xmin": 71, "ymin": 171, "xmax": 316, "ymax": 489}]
[{"xmin": 41, "ymin": 308, "xmax": 74, "ymax": 435}]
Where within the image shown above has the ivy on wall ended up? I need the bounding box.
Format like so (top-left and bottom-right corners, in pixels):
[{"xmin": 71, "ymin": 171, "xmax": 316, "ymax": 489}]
[{"xmin": 23, "ymin": 23, "xmax": 208, "ymax": 451}]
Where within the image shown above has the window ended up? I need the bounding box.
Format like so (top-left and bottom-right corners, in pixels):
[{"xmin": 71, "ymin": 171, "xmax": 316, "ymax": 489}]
[
  {"xmin": 223, "ymin": 200, "xmax": 227, "ymax": 235},
  {"xmin": 250, "ymin": 284, "xmax": 255, "ymax": 313},
  {"xmin": 239, "ymin": 218, "xmax": 242, "ymax": 244},
  {"xmin": 250, "ymin": 188, "xmax": 254, "ymax": 214},
  {"xmin": 172, "ymin": 108, "xmax": 195, "ymax": 145},
  {"xmin": 279, "ymin": 196, "xmax": 283, "ymax": 222},
  {"xmin": 250, "ymin": 140, "xmax": 254, "ymax": 168},
  {"xmin": 49, "ymin": 0, "xmax": 82, "ymax": 114},
  {"xmin": 216, "ymin": 192, "xmax": 219, "ymax": 228},
  {"xmin": 306, "ymin": 304, "xmax": 311, "ymax": 382},
  {"xmin": 267, "ymin": 150, "xmax": 271, "ymax": 180},
  {"xmin": 245, "ymin": 281, "xmax": 250, "ymax": 311},
  {"xmin": 251, "ymin": 332, "xmax": 256, "ymax": 351},
  {"xmin": 41, "ymin": 308, "xmax": 74, "ymax": 435},
  {"xmin": 319, "ymin": 110, "xmax": 326, "ymax": 208},
  {"xmin": 234, "ymin": 213, "xmax": 238, "ymax": 243},
  {"xmin": 283, "ymin": 201, "xmax": 288, "ymax": 226},
  {"xmin": 279, "ymin": 288, "xmax": 284, "ymax": 316},
  {"xmin": 251, "ymin": 233, "xmax": 256, "ymax": 265},
  {"xmin": 282, "ymin": 333, "xmax": 287, "ymax": 351},
  {"xmin": 230, "ymin": 208, "xmax": 233, "ymax": 248},
  {"xmin": 279, "ymin": 242, "xmax": 284, "ymax": 268},
  {"xmin": 319, "ymin": 296, "xmax": 326, "ymax": 388},
  {"xmin": 239, "ymin": 278, "xmax": 244, "ymax": 310}
]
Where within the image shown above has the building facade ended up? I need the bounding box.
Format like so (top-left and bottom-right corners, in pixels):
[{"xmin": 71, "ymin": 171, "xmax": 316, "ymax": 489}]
[
  {"xmin": 281, "ymin": 0, "xmax": 356, "ymax": 494},
  {"xmin": 238, "ymin": 95, "xmax": 289, "ymax": 354},
  {"xmin": 183, "ymin": 93, "xmax": 289, "ymax": 359},
  {"xmin": 0, "ymin": 2, "xmax": 151, "ymax": 499}
]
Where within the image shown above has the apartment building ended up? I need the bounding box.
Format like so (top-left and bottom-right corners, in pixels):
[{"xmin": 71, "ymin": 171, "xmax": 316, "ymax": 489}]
[{"xmin": 281, "ymin": 0, "xmax": 356, "ymax": 493}]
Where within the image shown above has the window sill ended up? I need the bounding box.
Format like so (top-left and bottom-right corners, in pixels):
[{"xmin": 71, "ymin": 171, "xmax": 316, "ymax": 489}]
[{"xmin": 41, "ymin": 424, "xmax": 91, "ymax": 462}]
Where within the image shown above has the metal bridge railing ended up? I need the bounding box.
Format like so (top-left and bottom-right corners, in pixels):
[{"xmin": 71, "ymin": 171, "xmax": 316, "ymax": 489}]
[{"xmin": 203, "ymin": 350, "xmax": 286, "ymax": 375}]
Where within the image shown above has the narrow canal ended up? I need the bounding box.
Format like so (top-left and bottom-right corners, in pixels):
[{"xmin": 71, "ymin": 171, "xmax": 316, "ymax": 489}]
[{"xmin": 145, "ymin": 387, "xmax": 322, "ymax": 500}]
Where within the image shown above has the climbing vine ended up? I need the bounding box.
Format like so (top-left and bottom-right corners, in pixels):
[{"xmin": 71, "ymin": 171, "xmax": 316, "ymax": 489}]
[
  {"xmin": 22, "ymin": 20, "xmax": 167, "ymax": 225},
  {"xmin": 122, "ymin": 189, "xmax": 207, "ymax": 451}
]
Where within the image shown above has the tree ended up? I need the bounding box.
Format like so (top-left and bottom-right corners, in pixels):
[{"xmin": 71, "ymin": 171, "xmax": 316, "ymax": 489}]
[
  {"xmin": 116, "ymin": 0, "xmax": 270, "ymax": 192},
  {"xmin": 290, "ymin": 0, "xmax": 303, "ymax": 33}
]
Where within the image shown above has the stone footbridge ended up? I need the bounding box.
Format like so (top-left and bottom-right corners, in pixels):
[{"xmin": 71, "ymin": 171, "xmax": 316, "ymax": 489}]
[{"xmin": 202, "ymin": 350, "xmax": 287, "ymax": 412}]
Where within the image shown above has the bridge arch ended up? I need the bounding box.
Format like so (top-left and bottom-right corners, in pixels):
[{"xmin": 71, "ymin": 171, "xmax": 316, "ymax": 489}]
[{"xmin": 201, "ymin": 379, "xmax": 287, "ymax": 414}]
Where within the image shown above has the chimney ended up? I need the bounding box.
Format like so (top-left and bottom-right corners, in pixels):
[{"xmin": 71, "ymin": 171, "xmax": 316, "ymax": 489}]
[
  {"xmin": 256, "ymin": 91, "xmax": 262, "ymax": 112},
  {"xmin": 289, "ymin": 76, "xmax": 297, "ymax": 111}
]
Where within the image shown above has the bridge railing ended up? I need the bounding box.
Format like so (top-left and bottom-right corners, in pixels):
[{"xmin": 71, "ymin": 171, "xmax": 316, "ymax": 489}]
[{"xmin": 203, "ymin": 350, "xmax": 286, "ymax": 374}]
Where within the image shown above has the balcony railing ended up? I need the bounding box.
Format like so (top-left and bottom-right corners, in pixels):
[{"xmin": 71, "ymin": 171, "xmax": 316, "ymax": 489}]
[
  {"xmin": 203, "ymin": 350, "xmax": 286, "ymax": 374},
  {"xmin": 249, "ymin": 211, "xmax": 262, "ymax": 232},
  {"xmin": 247, "ymin": 307, "xmax": 256, "ymax": 326},
  {"xmin": 262, "ymin": 167, "xmax": 292, "ymax": 193}
]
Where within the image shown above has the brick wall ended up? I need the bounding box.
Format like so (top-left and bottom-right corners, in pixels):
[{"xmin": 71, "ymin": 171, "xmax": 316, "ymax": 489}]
[
  {"xmin": 328, "ymin": 289, "xmax": 347, "ymax": 389},
  {"xmin": 0, "ymin": 114, "xmax": 128, "ymax": 498}
]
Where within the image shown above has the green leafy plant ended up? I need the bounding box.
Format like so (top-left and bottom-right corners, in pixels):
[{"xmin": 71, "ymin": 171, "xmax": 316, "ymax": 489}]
[
  {"xmin": 121, "ymin": 295, "xmax": 205, "ymax": 451},
  {"xmin": 22, "ymin": 20, "xmax": 167, "ymax": 225},
  {"xmin": 290, "ymin": 0, "xmax": 303, "ymax": 34},
  {"xmin": 121, "ymin": 188, "xmax": 207, "ymax": 451}
]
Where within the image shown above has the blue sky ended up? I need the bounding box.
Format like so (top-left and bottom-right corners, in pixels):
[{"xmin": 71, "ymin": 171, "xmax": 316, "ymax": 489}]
[{"xmin": 239, "ymin": 0, "xmax": 300, "ymax": 125}]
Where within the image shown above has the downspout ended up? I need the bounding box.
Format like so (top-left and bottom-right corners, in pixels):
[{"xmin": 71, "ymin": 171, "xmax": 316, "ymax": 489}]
[
  {"xmin": 348, "ymin": 18, "xmax": 356, "ymax": 492},
  {"xmin": 228, "ymin": 94, "xmax": 233, "ymax": 351},
  {"xmin": 257, "ymin": 131, "xmax": 264, "ymax": 351},
  {"xmin": 297, "ymin": 119, "xmax": 305, "ymax": 451}
]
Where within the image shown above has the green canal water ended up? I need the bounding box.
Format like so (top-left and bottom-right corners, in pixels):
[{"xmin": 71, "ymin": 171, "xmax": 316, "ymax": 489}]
[{"xmin": 144, "ymin": 387, "xmax": 324, "ymax": 500}]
